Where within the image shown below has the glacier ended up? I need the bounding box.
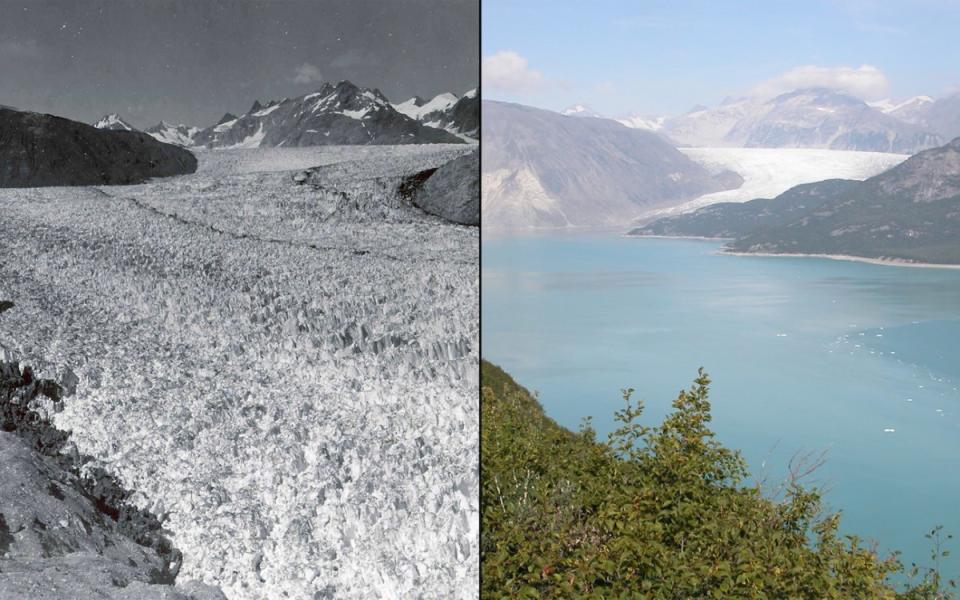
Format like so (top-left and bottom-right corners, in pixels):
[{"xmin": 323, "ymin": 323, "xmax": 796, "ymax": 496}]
[
  {"xmin": 640, "ymin": 147, "xmax": 909, "ymax": 219},
  {"xmin": 0, "ymin": 145, "xmax": 478, "ymax": 600}
]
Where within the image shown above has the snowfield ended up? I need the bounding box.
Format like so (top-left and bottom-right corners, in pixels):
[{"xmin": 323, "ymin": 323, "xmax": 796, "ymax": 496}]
[
  {"xmin": 641, "ymin": 147, "xmax": 908, "ymax": 219},
  {"xmin": 0, "ymin": 145, "xmax": 478, "ymax": 600}
]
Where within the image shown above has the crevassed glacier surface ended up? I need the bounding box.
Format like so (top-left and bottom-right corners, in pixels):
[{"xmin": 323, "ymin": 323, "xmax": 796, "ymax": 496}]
[{"xmin": 0, "ymin": 145, "xmax": 478, "ymax": 600}]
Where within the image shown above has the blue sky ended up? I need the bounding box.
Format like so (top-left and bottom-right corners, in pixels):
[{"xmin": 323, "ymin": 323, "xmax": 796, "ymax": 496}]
[{"xmin": 482, "ymin": 0, "xmax": 960, "ymax": 117}]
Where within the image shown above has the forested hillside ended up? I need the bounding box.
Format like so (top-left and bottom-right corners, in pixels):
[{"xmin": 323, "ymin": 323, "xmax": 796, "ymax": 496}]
[{"xmin": 480, "ymin": 360, "xmax": 953, "ymax": 598}]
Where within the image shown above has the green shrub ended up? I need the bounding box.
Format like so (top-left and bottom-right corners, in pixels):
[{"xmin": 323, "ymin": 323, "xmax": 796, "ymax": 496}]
[{"xmin": 481, "ymin": 360, "xmax": 954, "ymax": 599}]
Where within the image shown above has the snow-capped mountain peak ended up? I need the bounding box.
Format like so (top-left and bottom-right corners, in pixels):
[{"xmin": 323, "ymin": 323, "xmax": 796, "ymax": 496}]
[
  {"xmin": 191, "ymin": 79, "xmax": 465, "ymax": 148},
  {"xmin": 868, "ymin": 95, "xmax": 934, "ymax": 114},
  {"xmin": 391, "ymin": 88, "xmax": 478, "ymax": 141},
  {"xmin": 93, "ymin": 113, "xmax": 137, "ymax": 131},
  {"xmin": 393, "ymin": 91, "xmax": 458, "ymax": 120},
  {"xmin": 144, "ymin": 121, "xmax": 200, "ymax": 147},
  {"xmin": 561, "ymin": 104, "xmax": 602, "ymax": 118},
  {"xmin": 659, "ymin": 87, "xmax": 940, "ymax": 153},
  {"xmin": 617, "ymin": 113, "xmax": 666, "ymax": 131}
]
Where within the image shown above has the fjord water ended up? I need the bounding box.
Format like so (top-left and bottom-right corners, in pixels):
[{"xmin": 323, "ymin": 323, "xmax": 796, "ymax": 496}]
[{"xmin": 483, "ymin": 233, "xmax": 960, "ymax": 577}]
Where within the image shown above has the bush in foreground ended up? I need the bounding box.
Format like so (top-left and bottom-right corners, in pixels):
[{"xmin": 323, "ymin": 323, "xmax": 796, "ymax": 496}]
[{"xmin": 481, "ymin": 360, "xmax": 953, "ymax": 599}]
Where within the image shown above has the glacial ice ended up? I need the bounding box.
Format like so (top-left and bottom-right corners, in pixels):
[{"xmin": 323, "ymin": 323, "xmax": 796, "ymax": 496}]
[{"xmin": 0, "ymin": 145, "xmax": 479, "ymax": 600}]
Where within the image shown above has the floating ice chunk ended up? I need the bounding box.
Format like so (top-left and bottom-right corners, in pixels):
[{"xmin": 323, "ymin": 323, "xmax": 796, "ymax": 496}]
[
  {"xmin": 775, "ymin": 333, "xmax": 787, "ymax": 337},
  {"xmin": 883, "ymin": 428, "xmax": 895, "ymax": 433}
]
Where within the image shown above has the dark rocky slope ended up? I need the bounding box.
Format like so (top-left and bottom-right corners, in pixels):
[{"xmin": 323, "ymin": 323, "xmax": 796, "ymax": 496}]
[
  {"xmin": 408, "ymin": 150, "xmax": 479, "ymax": 226},
  {"xmin": 0, "ymin": 107, "xmax": 197, "ymax": 188},
  {"xmin": 0, "ymin": 354, "xmax": 224, "ymax": 599}
]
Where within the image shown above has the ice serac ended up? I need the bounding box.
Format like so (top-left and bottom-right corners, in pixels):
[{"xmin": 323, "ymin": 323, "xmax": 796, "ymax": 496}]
[
  {"xmin": 410, "ymin": 149, "xmax": 479, "ymax": 226},
  {"xmin": 193, "ymin": 80, "xmax": 464, "ymax": 148},
  {"xmin": 481, "ymin": 100, "xmax": 742, "ymax": 229},
  {"xmin": 0, "ymin": 107, "xmax": 198, "ymax": 187},
  {"xmin": 663, "ymin": 88, "xmax": 942, "ymax": 153},
  {"xmin": 632, "ymin": 137, "xmax": 960, "ymax": 264}
]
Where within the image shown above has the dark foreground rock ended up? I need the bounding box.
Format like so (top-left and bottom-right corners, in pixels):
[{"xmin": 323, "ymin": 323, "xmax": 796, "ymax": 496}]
[
  {"xmin": 0, "ymin": 358, "xmax": 224, "ymax": 599},
  {"xmin": 409, "ymin": 150, "xmax": 479, "ymax": 226},
  {"xmin": 0, "ymin": 107, "xmax": 197, "ymax": 188}
]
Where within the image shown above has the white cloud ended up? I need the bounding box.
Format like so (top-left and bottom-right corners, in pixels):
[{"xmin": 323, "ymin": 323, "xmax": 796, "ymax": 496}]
[
  {"xmin": 750, "ymin": 64, "xmax": 891, "ymax": 100},
  {"xmin": 293, "ymin": 62, "xmax": 323, "ymax": 84},
  {"xmin": 482, "ymin": 51, "xmax": 551, "ymax": 93}
]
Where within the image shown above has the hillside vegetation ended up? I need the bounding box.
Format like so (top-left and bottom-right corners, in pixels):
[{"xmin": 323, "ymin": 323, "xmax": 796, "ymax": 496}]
[{"xmin": 481, "ymin": 360, "xmax": 954, "ymax": 598}]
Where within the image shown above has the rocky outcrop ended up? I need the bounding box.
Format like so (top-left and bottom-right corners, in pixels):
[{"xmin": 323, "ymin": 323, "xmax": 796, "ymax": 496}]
[
  {"xmin": 409, "ymin": 150, "xmax": 479, "ymax": 226},
  {"xmin": 0, "ymin": 107, "xmax": 197, "ymax": 188},
  {"xmin": 0, "ymin": 355, "xmax": 225, "ymax": 600}
]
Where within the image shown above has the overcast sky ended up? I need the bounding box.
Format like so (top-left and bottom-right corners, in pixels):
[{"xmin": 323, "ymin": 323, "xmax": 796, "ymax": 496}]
[
  {"xmin": 0, "ymin": 0, "xmax": 478, "ymax": 128},
  {"xmin": 483, "ymin": 0, "xmax": 960, "ymax": 117}
]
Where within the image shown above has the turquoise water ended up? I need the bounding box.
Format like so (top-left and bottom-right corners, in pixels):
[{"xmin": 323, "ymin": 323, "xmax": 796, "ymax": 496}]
[{"xmin": 483, "ymin": 233, "xmax": 960, "ymax": 577}]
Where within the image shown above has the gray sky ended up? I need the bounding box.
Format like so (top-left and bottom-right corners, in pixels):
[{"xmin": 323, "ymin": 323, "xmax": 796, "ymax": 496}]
[{"xmin": 0, "ymin": 0, "xmax": 479, "ymax": 128}]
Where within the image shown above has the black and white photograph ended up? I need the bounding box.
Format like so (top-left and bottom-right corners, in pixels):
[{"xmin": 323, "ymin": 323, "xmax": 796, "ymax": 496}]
[{"xmin": 0, "ymin": 1, "xmax": 478, "ymax": 598}]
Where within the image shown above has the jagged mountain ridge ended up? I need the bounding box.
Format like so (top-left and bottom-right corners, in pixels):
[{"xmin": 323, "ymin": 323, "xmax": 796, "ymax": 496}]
[
  {"xmin": 394, "ymin": 88, "xmax": 479, "ymax": 140},
  {"xmin": 108, "ymin": 81, "xmax": 476, "ymax": 148},
  {"xmin": 192, "ymin": 80, "xmax": 465, "ymax": 148},
  {"xmin": 649, "ymin": 88, "xmax": 942, "ymax": 153},
  {"xmin": 144, "ymin": 121, "xmax": 200, "ymax": 147}
]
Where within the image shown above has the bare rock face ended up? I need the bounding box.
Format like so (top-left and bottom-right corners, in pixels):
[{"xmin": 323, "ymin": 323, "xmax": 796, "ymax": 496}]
[
  {"xmin": 410, "ymin": 150, "xmax": 479, "ymax": 226},
  {"xmin": 0, "ymin": 107, "xmax": 197, "ymax": 188}
]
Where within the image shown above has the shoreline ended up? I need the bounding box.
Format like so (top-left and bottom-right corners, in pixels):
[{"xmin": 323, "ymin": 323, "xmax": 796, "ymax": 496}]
[{"xmin": 720, "ymin": 250, "xmax": 960, "ymax": 270}]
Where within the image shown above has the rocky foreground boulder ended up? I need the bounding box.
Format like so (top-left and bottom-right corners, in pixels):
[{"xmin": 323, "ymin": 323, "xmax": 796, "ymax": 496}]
[
  {"xmin": 410, "ymin": 150, "xmax": 479, "ymax": 226},
  {"xmin": 0, "ymin": 107, "xmax": 197, "ymax": 187}
]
